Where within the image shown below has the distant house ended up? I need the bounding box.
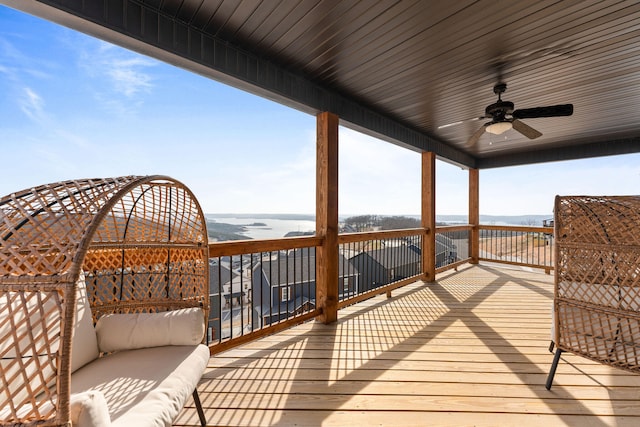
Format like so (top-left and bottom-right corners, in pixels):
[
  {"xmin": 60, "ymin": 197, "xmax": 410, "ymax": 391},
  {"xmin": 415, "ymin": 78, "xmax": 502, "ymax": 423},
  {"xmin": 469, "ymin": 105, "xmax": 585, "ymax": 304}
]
[
  {"xmin": 405, "ymin": 234, "xmax": 458, "ymax": 267},
  {"xmin": 435, "ymin": 234, "xmax": 458, "ymax": 267},
  {"xmin": 251, "ymin": 249, "xmax": 359, "ymax": 327},
  {"xmin": 340, "ymin": 224, "xmax": 358, "ymax": 233},
  {"xmin": 349, "ymin": 244, "xmax": 421, "ymax": 292},
  {"xmin": 208, "ymin": 262, "xmax": 238, "ymax": 341}
]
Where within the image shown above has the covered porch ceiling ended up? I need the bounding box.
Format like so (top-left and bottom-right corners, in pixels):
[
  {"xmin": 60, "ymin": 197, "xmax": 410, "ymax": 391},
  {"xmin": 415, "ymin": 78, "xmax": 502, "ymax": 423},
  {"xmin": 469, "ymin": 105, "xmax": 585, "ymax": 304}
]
[{"xmin": 6, "ymin": 0, "xmax": 640, "ymax": 169}]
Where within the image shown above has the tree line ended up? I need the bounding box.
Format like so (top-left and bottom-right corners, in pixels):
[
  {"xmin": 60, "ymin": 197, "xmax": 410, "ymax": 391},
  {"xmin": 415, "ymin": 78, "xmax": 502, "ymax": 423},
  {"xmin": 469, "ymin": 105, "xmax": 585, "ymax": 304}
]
[{"xmin": 343, "ymin": 215, "xmax": 422, "ymax": 232}]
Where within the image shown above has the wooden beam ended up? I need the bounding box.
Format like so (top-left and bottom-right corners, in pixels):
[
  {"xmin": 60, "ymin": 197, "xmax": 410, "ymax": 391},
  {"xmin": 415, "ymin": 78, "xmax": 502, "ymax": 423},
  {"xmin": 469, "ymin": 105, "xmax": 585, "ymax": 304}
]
[
  {"xmin": 208, "ymin": 236, "xmax": 323, "ymax": 258},
  {"xmin": 338, "ymin": 228, "xmax": 423, "ymax": 244},
  {"xmin": 422, "ymin": 152, "xmax": 436, "ymax": 282},
  {"xmin": 316, "ymin": 112, "xmax": 339, "ymax": 324},
  {"xmin": 469, "ymin": 168, "xmax": 479, "ymax": 264}
]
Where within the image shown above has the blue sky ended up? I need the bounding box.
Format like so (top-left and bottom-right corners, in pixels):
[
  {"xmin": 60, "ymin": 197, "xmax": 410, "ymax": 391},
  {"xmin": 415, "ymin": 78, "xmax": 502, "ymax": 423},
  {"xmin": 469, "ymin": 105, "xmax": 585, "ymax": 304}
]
[{"xmin": 1, "ymin": 6, "xmax": 638, "ymax": 217}]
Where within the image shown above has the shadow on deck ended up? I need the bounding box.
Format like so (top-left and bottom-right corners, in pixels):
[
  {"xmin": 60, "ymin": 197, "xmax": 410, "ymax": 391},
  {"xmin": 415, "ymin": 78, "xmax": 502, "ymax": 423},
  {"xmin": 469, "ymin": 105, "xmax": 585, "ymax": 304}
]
[{"xmin": 175, "ymin": 264, "xmax": 640, "ymax": 427}]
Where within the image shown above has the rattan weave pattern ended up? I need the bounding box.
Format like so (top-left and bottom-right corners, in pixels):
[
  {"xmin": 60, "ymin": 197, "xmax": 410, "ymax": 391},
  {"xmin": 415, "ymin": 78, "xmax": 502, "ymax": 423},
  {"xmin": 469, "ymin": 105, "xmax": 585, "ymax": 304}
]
[
  {"xmin": 554, "ymin": 195, "xmax": 640, "ymax": 372},
  {"xmin": 0, "ymin": 176, "xmax": 209, "ymax": 426}
]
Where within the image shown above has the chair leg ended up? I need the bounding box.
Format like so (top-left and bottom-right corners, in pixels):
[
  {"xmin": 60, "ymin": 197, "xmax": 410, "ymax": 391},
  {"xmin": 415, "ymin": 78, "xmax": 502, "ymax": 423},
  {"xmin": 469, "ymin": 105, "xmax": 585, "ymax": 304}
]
[
  {"xmin": 545, "ymin": 348, "xmax": 563, "ymax": 390},
  {"xmin": 548, "ymin": 340, "xmax": 555, "ymax": 353},
  {"xmin": 193, "ymin": 389, "xmax": 207, "ymax": 427}
]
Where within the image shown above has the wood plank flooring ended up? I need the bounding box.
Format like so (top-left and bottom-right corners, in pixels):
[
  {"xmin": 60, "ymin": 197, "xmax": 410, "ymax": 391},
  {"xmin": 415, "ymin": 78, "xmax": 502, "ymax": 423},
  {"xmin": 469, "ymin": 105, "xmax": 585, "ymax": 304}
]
[{"xmin": 175, "ymin": 264, "xmax": 640, "ymax": 426}]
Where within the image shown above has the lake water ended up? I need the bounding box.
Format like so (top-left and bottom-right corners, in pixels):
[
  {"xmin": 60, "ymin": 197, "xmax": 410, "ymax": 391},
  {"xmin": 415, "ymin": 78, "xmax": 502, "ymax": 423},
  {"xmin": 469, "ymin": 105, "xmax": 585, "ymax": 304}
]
[
  {"xmin": 208, "ymin": 214, "xmax": 541, "ymax": 240},
  {"xmin": 208, "ymin": 216, "xmax": 316, "ymax": 240}
]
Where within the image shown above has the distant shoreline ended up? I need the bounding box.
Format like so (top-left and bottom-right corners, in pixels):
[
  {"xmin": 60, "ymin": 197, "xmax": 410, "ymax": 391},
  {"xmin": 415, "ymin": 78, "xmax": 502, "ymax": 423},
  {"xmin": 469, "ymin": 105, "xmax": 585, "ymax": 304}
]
[
  {"xmin": 206, "ymin": 213, "xmax": 553, "ymax": 226},
  {"xmin": 206, "ymin": 213, "xmax": 315, "ymax": 221},
  {"xmin": 206, "ymin": 213, "xmax": 554, "ymax": 242}
]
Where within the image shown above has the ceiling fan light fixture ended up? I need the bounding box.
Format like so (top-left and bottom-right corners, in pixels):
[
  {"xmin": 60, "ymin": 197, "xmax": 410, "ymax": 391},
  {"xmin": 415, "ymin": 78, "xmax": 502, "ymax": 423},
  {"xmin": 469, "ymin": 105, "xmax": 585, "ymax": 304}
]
[{"xmin": 486, "ymin": 121, "xmax": 512, "ymax": 135}]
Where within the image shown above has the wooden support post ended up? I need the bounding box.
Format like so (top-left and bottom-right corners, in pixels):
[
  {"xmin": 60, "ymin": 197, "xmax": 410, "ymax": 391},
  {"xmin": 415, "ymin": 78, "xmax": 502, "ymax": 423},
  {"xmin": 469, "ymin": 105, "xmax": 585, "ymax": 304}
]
[
  {"xmin": 316, "ymin": 112, "xmax": 339, "ymax": 324},
  {"xmin": 422, "ymin": 152, "xmax": 436, "ymax": 282},
  {"xmin": 469, "ymin": 168, "xmax": 479, "ymax": 264}
]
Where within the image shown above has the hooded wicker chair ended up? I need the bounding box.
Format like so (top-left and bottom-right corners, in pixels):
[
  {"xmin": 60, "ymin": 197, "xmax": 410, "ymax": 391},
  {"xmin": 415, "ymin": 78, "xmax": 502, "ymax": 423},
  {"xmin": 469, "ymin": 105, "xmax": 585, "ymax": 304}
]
[
  {"xmin": 546, "ymin": 195, "xmax": 640, "ymax": 389},
  {"xmin": 0, "ymin": 175, "xmax": 209, "ymax": 426}
]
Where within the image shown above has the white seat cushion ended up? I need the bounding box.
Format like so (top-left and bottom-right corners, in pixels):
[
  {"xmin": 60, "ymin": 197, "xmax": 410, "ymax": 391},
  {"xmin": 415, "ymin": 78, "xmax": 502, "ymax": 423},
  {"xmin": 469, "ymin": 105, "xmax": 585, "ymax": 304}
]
[
  {"xmin": 95, "ymin": 308, "xmax": 205, "ymax": 353},
  {"xmin": 70, "ymin": 391, "xmax": 112, "ymax": 427},
  {"xmin": 72, "ymin": 272, "xmax": 100, "ymax": 373},
  {"xmin": 70, "ymin": 344, "xmax": 209, "ymax": 427}
]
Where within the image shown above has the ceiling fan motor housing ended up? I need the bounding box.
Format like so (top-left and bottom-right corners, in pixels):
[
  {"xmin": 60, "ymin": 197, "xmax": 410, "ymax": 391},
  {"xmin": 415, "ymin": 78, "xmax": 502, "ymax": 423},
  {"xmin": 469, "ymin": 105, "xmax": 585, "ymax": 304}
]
[{"xmin": 485, "ymin": 100, "xmax": 514, "ymax": 121}]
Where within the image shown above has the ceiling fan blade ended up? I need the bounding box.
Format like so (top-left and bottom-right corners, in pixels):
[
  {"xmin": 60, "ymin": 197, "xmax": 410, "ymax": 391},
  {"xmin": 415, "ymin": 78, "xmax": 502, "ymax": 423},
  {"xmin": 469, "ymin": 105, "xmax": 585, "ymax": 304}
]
[
  {"xmin": 466, "ymin": 125, "xmax": 486, "ymax": 147},
  {"xmin": 512, "ymin": 104, "xmax": 573, "ymax": 119},
  {"xmin": 512, "ymin": 119, "xmax": 542, "ymax": 139},
  {"xmin": 438, "ymin": 116, "xmax": 485, "ymax": 129}
]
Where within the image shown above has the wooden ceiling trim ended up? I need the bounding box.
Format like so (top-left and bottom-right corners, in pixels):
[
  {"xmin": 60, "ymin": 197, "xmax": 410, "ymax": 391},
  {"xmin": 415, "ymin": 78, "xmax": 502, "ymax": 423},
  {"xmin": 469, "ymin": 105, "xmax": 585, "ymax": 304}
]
[
  {"xmin": 355, "ymin": 2, "xmax": 619, "ymax": 104},
  {"xmin": 179, "ymin": 0, "xmax": 222, "ymax": 29},
  {"xmin": 356, "ymin": 1, "xmax": 633, "ymax": 100},
  {"xmin": 262, "ymin": 1, "xmax": 344, "ymax": 57},
  {"xmin": 334, "ymin": 2, "xmax": 552, "ymax": 88},
  {"xmin": 245, "ymin": 1, "xmax": 317, "ymax": 52},
  {"xmin": 294, "ymin": 2, "xmax": 406, "ymax": 74},
  {"xmin": 170, "ymin": 0, "xmax": 206, "ymax": 24},
  {"xmin": 234, "ymin": 2, "xmax": 283, "ymax": 43},
  {"xmin": 310, "ymin": 1, "xmax": 470, "ymax": 81},
  {"xmin": 476, "ymin": 137, "xmax": 640, "ymax": 168},
  {"xmin": 156, "ymin": 0, "xmax": 182, "ymax": 16},
  {"xmin": 204, "ymin": 0, "xmax": 248, "ymax": 39}
]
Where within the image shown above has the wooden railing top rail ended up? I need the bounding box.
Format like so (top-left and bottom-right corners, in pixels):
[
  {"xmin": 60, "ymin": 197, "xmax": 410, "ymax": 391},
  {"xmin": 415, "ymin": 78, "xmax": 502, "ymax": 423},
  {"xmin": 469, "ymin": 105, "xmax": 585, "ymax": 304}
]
[
  {"xmin": 480, "ymin": 224, "xmax": 553, "ymax": 233},
  {"xmin": 435, "ymin": 224, "xmax": 473, "ymax": 233},
  {"xmin": 435, "ymin": 224, "xmax": 553, "ymax": 234},
  {"xmin": 208, "ymin": 236, "xmax": 323, "ymax": 257},
  {"xmin": 338, "ymin": 228, "xmax": 425, "ymax": 244}
]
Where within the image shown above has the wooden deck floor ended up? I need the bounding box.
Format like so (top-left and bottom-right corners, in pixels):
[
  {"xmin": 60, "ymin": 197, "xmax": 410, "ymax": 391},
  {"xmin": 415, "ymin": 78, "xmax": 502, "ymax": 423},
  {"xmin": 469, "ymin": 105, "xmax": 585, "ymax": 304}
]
[{"xmin": 175, "ymin": 264, "xmax": 640, "ymax": 426}]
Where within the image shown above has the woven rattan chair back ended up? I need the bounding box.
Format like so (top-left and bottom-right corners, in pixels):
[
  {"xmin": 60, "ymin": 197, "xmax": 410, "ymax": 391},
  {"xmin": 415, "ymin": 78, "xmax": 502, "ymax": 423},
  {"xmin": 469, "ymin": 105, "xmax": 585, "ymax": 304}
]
[
  {"xmin": 554, "ymin": 195, "xmax": 640, "ymax": 371},
  {"xmin": 0, "ymin": 175, "xmax": 209, "ymax": 426}
]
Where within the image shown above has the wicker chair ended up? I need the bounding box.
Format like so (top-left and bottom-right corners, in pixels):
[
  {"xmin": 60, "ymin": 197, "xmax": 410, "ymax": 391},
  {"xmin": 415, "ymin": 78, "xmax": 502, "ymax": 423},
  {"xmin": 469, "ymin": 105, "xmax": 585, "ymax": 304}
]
[
  {"xmin": 0, "ymin": 176, "xmax": 209, "ymax": 426},
  {"xmin": 546, "ymin": 195, "xmax": 640, "ymax": 389}
]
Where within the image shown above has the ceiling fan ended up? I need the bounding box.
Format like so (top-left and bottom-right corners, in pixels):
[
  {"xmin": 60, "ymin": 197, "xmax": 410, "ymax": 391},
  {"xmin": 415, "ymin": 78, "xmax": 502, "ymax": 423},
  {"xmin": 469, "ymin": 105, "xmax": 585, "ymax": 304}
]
[{"xmin": 439, "ymin": 83, "xmax": 573, "ymax": 147}]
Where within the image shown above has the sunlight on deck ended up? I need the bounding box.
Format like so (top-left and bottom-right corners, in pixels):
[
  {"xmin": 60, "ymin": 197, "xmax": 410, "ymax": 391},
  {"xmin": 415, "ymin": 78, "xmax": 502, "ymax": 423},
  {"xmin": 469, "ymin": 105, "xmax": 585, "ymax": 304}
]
[{"xmin": 175, "ymin": 264, "xmax": 640, "ymax": 427}]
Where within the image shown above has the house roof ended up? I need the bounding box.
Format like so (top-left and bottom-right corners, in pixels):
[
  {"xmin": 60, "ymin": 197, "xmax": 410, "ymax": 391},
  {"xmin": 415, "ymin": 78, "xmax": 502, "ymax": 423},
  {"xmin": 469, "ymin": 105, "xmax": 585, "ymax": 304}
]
[
  {"xmin": 258, "ymin": 251, "xmax": 357, "ymax": 285},
  {"xmin": 8, "ymin": 1, "xmax": 640, "ymax": 169},
  {"xmin": 264, "ymin": 296, "xmax": 314, "ymax": 317},
  {"xmin": 208, "ymin": 263, "xmax": 237, "ymax": 289},
  {"xmin": 355, "ymin": 245, "xmax": 421, "ymax": 267}
]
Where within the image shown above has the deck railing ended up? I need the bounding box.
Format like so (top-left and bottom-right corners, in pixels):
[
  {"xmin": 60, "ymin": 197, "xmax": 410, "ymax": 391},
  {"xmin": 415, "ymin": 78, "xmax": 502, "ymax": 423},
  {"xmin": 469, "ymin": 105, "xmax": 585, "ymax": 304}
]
[
  {"xmin": 478, "ymin": 225, "xmax": 554, "ymax": 273},
  {"xmin": 338, "ymin": 228, "xmax": 425, "ymax": 308},
  {"xmin": 435, "ymin": 225, "xmax": 472, "ymax": 273},
  {"xmin": 207, "ymin": 224, "xmax": 553, "ymax": 352},
  {"xmin": 207, "ymin": 236, "xmax": 322, "ymax": 353}
]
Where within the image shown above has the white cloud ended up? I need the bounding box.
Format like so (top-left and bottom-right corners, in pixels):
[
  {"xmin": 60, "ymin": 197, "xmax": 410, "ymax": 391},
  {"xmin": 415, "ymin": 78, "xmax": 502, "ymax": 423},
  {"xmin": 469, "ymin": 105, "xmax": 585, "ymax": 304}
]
[
  {"xmin": 106, "ymin": 56, "xmax": 155, "ymax": 97},
  {"xmin": 479, "ymin": 154, "xmax": 640, "ymax": 216},
  {"xmin": 339, "ymin": 128, "xmax": 421, "ymax": 215},
  {"xmin": 436, "ymin": 161, "xmax": 470, "ymax": 215},
  {"xmin": 337, "ymin": 129, "xmax": 473, "ymax": 216},
  {"xmin": 0, "ymin": 35, "xmax": 54, "ymax": 81},
  {"xmin": 0, "ymin": 62, "xmax": 13, "ymax": 79},
  {"xmin": 19, "ymin": 87, "xmax": 46, "ymax": 123},
  {"xmin": 194, "ymin": 132, "xmax": 318, "ymax": 214},
  {"xmin": 0, "ymin": 37, "xmax": 22, "ymax": 81},
  {"xmin": 78, "ymin": 41, "xmax": 157, "ymax": 114}
]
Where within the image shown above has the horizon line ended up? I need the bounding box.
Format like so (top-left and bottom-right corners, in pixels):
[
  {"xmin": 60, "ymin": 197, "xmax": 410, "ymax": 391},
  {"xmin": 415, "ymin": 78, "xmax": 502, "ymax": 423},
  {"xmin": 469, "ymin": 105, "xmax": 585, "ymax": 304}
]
[{"xmin": 204, "ymin": 213, "xmax": 553, "ymax": 217}]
